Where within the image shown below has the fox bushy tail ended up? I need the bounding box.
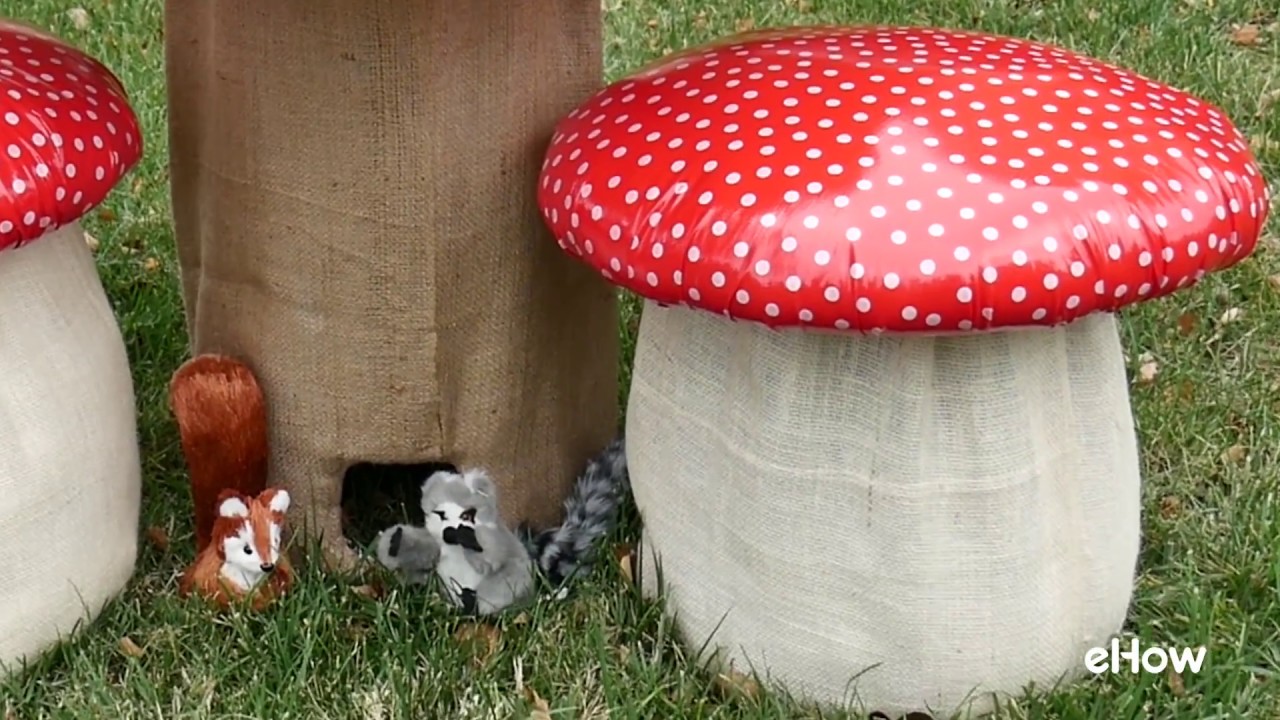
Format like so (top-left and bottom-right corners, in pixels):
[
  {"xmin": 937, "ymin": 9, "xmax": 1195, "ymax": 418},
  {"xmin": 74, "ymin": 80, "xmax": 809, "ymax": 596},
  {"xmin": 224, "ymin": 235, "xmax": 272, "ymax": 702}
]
[
  {"xmin": 521, "ymin": 436, "xmax": 630, "ymax": 586},
  {"xmin": 170, "ymin": 354, "xmax": 270, "ymax": 553}
]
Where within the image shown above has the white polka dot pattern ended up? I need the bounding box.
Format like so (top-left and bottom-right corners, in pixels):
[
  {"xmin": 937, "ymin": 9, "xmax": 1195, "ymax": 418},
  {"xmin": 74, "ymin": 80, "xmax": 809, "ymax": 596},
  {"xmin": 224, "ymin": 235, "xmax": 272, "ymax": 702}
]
[
  {"xmin": 538, "ymin": 26, "xmax": 1271, "ymax": 332},
  {"xmin": 0, "ymin": 21, "xmax": 142, "ymax": 254}
]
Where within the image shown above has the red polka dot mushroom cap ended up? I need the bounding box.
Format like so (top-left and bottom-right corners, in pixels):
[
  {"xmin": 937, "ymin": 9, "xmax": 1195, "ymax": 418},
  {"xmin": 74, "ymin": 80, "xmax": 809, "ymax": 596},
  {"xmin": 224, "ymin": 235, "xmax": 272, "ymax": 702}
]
[
  {"xmin": 538, "ymin": 26, "xmax": 1271, "ymax": 332},
  {"xmin": 0, "ymin": 21, "xmax": 142, "ymax": 254}
]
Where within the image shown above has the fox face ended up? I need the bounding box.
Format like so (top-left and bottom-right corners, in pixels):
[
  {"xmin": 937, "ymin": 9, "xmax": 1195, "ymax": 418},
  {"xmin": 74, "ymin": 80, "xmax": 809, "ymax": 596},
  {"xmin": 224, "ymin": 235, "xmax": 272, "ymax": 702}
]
[{"xmin": 213, "ymin": 487, "xmax": 290, "ymax": 591}]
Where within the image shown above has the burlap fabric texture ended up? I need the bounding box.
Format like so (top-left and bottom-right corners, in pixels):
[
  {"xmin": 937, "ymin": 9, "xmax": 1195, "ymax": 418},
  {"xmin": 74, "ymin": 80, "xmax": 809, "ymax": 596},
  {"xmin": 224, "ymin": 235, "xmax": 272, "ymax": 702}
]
[
  {"xmin": 629, "ymin": 301, "xmax": 1142, "ymax": 717},
  {"xmin": 0, "ymin": 224, "xmax": 142, "ymax": 677},
  {"xmin": 163, "ymin": 0, "xmax": 619, "ymax": 563}
]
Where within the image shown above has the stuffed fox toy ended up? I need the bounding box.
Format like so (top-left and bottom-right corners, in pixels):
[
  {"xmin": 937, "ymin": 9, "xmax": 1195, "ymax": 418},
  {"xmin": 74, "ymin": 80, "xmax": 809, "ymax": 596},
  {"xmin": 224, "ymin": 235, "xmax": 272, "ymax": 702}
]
[{"xmin": 171, "ymin": 354, "xmax": 293, "ymax": 610}]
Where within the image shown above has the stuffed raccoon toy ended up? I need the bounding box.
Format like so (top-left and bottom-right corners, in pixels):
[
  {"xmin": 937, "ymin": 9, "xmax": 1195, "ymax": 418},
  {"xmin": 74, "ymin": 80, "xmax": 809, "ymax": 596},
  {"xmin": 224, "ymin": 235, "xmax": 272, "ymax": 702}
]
[{"xmin": 375, "ymin": 437, "xmax": 630, "ymax": 615}]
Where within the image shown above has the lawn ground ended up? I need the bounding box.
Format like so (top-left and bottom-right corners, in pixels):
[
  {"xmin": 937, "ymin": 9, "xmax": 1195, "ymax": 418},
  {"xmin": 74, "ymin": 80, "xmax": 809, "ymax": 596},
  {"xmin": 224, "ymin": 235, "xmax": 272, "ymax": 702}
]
[{"xmin": 0, "ymin": 0, "xmax": 1278, "ymax": 718}]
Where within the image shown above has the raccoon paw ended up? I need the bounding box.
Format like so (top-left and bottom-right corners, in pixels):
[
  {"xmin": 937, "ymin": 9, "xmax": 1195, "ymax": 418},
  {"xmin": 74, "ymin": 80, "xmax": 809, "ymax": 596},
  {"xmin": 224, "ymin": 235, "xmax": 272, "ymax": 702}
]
[{"xmin": 375, "ymin": 524, "xmax": 411, "ymax": 570}]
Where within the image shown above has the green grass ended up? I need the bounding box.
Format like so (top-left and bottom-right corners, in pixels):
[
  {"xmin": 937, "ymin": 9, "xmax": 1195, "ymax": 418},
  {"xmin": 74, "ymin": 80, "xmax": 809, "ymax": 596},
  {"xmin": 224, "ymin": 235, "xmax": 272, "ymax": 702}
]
[{"xmin": 1, "ymin": 0, "xmax": 1278, "ymax": 718}]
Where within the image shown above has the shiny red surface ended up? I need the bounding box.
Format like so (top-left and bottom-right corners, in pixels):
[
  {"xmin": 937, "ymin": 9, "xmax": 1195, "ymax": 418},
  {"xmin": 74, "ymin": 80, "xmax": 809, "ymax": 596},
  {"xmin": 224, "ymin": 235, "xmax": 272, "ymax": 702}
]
[
  {"xmin": 0, "ymin": 21, "xmax": 141, "ymax": 254},
  {"xmin": 538, "ymin": 26, "xmax": 1271, "ymax": 333}
]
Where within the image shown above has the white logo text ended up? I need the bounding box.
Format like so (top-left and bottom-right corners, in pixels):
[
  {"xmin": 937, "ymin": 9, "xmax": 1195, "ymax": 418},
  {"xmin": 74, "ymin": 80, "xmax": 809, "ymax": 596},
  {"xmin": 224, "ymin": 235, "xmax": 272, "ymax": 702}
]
[{"xmin": 1084, "ymin": 637, "xmax": 1206, "ymax": 675}]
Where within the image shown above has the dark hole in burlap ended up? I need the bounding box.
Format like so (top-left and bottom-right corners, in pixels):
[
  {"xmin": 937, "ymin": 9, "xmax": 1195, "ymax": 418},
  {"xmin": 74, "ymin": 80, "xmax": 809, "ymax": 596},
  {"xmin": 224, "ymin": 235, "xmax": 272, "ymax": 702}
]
[{"xmin": 340, "ymin": 461, "xmax": 456, "ymax": 549}]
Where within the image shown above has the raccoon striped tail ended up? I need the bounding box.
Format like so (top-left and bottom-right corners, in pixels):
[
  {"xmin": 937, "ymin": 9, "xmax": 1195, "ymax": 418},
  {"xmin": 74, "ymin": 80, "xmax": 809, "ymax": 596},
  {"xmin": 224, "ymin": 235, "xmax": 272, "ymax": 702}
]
[{"xmin": 520, "ymin": 436, "xmax": 630, "ymax": 587}]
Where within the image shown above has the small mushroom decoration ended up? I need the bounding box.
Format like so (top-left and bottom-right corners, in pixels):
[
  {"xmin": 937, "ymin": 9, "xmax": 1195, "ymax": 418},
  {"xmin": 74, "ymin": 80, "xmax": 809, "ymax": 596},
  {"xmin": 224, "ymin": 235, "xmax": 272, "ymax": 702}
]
[
  {"xmin": 538, "ymin": 25, "xmax": 1270, "ymax": 716},
  {"xmin": 0, "ymin": 19, "xmax": 144, "ymax": 675}
]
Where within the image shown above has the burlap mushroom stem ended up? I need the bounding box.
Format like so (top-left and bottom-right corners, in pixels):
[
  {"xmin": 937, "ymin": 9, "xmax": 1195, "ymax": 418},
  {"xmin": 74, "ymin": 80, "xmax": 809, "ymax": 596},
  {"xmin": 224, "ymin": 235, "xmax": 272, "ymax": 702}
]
[
  {"xmin": 537, "ymin": 25, "xmax": 1270, "ymax": 719},
  {"xmin": 0, "ymin": 22, "xmax": 143, "ymax": 678}
]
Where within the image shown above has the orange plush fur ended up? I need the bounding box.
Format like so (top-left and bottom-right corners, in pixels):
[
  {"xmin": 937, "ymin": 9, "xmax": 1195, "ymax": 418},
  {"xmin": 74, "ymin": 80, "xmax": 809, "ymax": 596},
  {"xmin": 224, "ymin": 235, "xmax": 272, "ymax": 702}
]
[
  {"xmin": 170, "ymin": 354, "xmax": 270, "ymax": 551},
  {"xmin": 171, "ymin": 354, "xmax": 293, "ymax": 609},
  {"xmin": 178, "ymin": 487, "xmax": 294, "ymax": 611}
]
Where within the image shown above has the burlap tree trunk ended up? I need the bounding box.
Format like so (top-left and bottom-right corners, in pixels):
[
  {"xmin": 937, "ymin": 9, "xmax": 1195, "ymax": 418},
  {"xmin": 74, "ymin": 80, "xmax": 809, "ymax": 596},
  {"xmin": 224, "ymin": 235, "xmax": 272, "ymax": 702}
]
[{"xmin": 163, "ymin": 0, "xmax": 618, "ymax": 565}]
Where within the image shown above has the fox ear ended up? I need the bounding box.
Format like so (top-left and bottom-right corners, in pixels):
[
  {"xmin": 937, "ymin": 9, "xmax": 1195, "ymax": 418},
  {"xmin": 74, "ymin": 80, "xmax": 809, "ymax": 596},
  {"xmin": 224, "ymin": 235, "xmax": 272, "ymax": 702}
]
[
  {"xmin": 261, "ymin": 488, "xmax": 290, "ymax": 514},
  {"xmin": 218, "ymin": 495, "xmax": 250, "ymax": 519}
]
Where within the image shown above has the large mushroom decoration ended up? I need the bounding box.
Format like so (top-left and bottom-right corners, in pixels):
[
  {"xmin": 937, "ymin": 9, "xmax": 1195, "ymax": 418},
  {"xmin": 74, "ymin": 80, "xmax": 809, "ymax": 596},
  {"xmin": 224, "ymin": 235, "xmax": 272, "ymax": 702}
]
[
  {"xmin": 0, "ymin": 21, "xmax": 143, "ymax": 675},
  {"xmin": 538, "ymin": 25, "xmax": 1270, "ymax": 717}
]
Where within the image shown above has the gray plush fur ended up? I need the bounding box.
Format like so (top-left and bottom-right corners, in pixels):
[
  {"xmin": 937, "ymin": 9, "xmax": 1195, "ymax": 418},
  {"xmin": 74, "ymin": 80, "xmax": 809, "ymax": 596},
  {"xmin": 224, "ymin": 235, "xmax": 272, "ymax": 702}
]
[
  {"xmin": 375, "ymin": 436, "xmax": 631, "ymax": 613},
  {"xmin": 521, "ymin": 436, "xmax": 630, "ymax": 586},
  {"xmin": 376, "ymin": 467, "xmax": 534, "ymax": 616},
  {"xmin": 374, "ymin": 524, "xmax": 439, "ymax": 585}
]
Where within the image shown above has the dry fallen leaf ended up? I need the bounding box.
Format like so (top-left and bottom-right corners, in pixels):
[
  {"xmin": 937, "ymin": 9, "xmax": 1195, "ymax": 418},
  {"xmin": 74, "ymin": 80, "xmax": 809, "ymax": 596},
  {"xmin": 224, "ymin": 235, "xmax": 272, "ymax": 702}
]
[
  {"xmin": 118, "ymin": 636, "xmax": 145, "ymax": 658},
  {"xmin": 524, "ymin": 687, "xmax": 552, "ymax": 720},
  {"xmin": 350, "ymin": 584, "xmax": 383, "ymax": 600},
  {"xmin": 613, "ymin": 543, "xmax": 635, "ymax": 585},
  {"xmin": 1220, "ymin": 307, "xmax": 1244, "ymax": 324},
  {"xmin": 191, "ymin": 677, "xmax": 219, "ymax": 710},
  {"xmin": 1249, "ymin": 133, "xmax": 1280, "ymax": 154},
  {"xmin": 1259, "ymin": 88, "xmax": 1280, "ymax": 117},
  {"xmin": 1230, "ymin": 24, "xmax": 1262, "ymax": 46},
  {"xmin": 714, "ymin": 667, "xmax": 761, "ymax": 701},
  {"xmin": 454, "ymin": 622, "xmax": 502, "ymax": 667},
  {"xmin": 1222, "ymin": 444, "xmax": 1248, "ymax": 465},
  {"xmin": 84, "ymin": 232, "xmax": 100, "ymax": 252},
  {"xmin": 143, "ymin": 257, "xmax": 161, "ymax": 273},
  {"xmin": 145, "ymin": 526, "xmax": 170, "ymax": 552},
  {"xmin": 1268, "ymin": 274, "xmax": 1280, "ymax": 292},
  {"xmin": 1168, "ymin": 668, "xmax": 1187, "ymax": 696},
  {"xmin": 96, "ymin": 207, "xmax": 117, "ymax": 223},
  {"xmin": 510, "ymin": 611, "xmax": 530, "ymax": 627},
  {"xmin": 1086, "ymin": 8, "xmax": 1101, "ymax": 21},
  {"xmin": 1159, "ymin": 495, "xmax": 1183, "ymax": 520},
  {"xmin": 735, "ymin": 17, "xmax": 756, "ymax": 32},
  {"xmin": 66, "ymin": 7, "xmax": 90, "ymax": 30},
  {"xmin": 646, "ymin": 18, "xmax": 658, "ymax": 29},
  {"xmin": 353, "ymin": 688, "xmax": 387, "ymax": 720},
  {"xmin": 1177, "ymin": 312, "xmax": 1199, "ymax": 336},
  {"xmin": 340, "ymin": 618, "xmax": 374, "ymax": 643},
  {"xmin": 513, "ymin": 656, "xmax": 525, "ymax": 694},
  {"xmin": 1137, "ymin": 360, "xmax": 1160, "ymax": 384}
]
